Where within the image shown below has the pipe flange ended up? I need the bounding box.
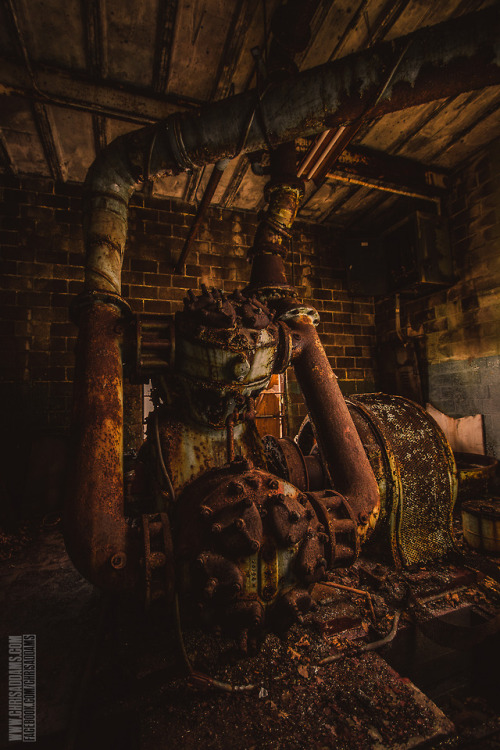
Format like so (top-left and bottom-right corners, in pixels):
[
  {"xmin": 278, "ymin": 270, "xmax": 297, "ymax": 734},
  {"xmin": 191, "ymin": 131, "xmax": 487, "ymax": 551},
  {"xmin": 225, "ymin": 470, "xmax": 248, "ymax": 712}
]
[
  {"xmin": 278, "ymin": 304, "xmax": 320, "ymax": 326},
  {"xmin": 165, "ymin": 116, "xmax": 198, "ymax": 171},
  {"xmin": 70, "ymin": 290, "xmax": 133, "ymax": 324},
  {"xmin": 273, "ymin": 321, "xmax": 293, "ymax": 373}
]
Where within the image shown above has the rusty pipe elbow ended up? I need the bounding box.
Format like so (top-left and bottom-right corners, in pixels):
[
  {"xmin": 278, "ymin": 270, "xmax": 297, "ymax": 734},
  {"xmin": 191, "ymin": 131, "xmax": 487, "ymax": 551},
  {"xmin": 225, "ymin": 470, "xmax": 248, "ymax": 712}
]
[{"xmin": 289, "ymin": 314, "xmax": 380, "ymax": 530}]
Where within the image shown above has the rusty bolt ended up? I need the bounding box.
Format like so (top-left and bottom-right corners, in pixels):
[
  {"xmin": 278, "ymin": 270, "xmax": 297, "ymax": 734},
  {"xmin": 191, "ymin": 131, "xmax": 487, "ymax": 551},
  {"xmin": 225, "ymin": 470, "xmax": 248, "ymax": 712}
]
[
  {"xmin": 317, "ymin": 524, "xmax": 325, "ymax": 532},
  {"xmin": 276, "ymin": 493, "xmax": 286, "ymax": 504},
  {"xmin": 305, "ymin": 529, "xmax": 314, "ymax": 539},
  {"xmin": 229, "ymin": 481, "xmax": 244, "ymax": 495},
  {"xmin": 110, "ymin": 553, "xmax": 127, "ymax": 570},
  {"xmin": 199, "ymin": 505, "xmax": 212, "ymax": 518},
  {"xmin": 204, "ymin": 577, "xmax": 218, "ymax": 598},
  {"xmin": 268, "ymin": 478, "xmax": 279, "ymax": 489},
  {"xmin": 232, "ymin": 582, "xmax": 241, "ymax": 595},
  {"xmin": 149, "ymin": 551, "xmax": 166, "ymax": 569},
  {"xmin": 298, "ymin": 494, "xmax": 307, "ymax": 506},
  {"xmin": 245, "ymin": 475, "xmax": 259, "ymax": 489},
  {"xmin": 319, "ymin": 533, "xmax": 329, "ymax": 544},
  {"xmin": 317, "ymin": 557, "xmax": 327, "ymax": 568},
  {"xmin": 196, "ymin": 554, "xmax": 207, "ymax": 567},
  {"xmin": 211, "ymin": 523, "xmax": 222, "ymax": 534},
  {"xmin": 289, "ymin": 510, "xmax": 300, "ymax": 523},
  {"xmin": 234, "ymin": 518, "xmax": 245, "ymax": 530},
  {"xmin": 250, "ymin": 539, "xmax": 260, "ymax": 552},
  {"xmin": 358, "ymin": 511, "xmax": 369, "ymax": 524},
  {"xmin": 262, "ymin": 585, "xmax": 275, "ymax": 600}
]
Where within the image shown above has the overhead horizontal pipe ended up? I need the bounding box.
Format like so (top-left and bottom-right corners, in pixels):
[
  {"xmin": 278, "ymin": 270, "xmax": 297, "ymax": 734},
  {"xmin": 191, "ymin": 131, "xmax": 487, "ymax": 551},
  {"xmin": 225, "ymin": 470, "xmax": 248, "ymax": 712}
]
[{"xmin": 83, "ymin": 6, "xmax": 500, "ymax": 295}]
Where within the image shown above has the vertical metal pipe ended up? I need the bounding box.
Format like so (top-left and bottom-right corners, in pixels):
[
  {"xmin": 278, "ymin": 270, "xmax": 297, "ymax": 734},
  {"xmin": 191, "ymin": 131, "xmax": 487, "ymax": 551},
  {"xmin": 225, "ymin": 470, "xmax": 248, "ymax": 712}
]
[{"xmin": 64, "ymin": 301, "xmax": 139, "ymax": 590}]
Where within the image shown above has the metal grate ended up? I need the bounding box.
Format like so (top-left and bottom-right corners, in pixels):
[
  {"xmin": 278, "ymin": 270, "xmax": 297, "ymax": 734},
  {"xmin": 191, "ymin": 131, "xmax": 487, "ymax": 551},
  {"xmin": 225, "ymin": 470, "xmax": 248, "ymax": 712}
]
[{"xmin": 349, "ymin": 394, "xmax": 457, "ymax": 566}]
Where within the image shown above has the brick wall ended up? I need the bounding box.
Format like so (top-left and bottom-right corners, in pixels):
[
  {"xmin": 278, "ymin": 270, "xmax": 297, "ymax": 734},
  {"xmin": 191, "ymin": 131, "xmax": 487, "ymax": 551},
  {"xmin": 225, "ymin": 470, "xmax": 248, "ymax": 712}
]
[
  {"xmin": 0, "ymin": 174, "xmax": 377, "ymax": 513},
  {"xmin": 374, "ymin": 138, "xmax": 500, "ymax": 458}
]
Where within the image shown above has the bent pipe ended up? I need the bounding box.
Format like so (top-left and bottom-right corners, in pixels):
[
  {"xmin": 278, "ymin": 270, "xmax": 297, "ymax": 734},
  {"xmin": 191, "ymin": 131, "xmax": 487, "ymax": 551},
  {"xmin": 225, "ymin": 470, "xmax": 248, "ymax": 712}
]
[
  {"xmin": 68, "ymin": 7, "xmax": 500, "ymax": 589},
  {"xmin": 84, "ymin": 7, "xmax": 500, "ymax": 296},
  {"xmin": 289, "ymin": 315, "xmax": 380, "ymax": 529}
]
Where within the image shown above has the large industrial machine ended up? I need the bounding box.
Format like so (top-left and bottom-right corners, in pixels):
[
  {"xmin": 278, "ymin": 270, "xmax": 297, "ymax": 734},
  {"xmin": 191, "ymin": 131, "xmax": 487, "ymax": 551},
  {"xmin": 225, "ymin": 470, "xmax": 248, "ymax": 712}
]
[
  {"xmin": 63, "ymin": 4, "xmax": 499, "ymax": 651},
  {"xmin": 64, "ymin": 156, "xmax": 457, "ymax": 650}
]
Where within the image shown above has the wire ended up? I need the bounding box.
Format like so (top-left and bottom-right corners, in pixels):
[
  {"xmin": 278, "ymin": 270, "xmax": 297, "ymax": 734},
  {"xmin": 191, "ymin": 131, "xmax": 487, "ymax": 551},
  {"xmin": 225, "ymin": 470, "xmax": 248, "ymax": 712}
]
[
  {"xmin": 319, "ymin": 610, "xmax": 401, "ymax": 665},
  {"xmin": 154, "ymin": 409, "xmax": 176, "ymax": 503},
  {"xmin": 173, "ymin": 594, "xmax": 256, "ymax": 693}
]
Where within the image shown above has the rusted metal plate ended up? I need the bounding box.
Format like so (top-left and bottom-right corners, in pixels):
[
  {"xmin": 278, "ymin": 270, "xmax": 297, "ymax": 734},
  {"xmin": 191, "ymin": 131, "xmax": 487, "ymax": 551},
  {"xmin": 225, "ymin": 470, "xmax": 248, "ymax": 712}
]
[{"xmin": 349, "ymin": 393, "xmax": 458, "ymax": 566}]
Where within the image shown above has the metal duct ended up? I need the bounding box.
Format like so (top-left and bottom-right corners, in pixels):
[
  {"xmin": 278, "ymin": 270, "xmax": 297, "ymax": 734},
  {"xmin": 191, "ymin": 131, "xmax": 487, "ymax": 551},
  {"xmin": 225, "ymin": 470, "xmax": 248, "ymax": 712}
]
[{"xmin": 84, "ymin": 7, "xmax": 500, "ymax": 295}]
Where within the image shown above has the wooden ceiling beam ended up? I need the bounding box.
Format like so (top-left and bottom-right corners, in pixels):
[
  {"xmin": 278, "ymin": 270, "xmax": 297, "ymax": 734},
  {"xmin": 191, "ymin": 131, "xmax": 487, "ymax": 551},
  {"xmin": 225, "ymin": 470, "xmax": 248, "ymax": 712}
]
[
  {"xmin": 328, "ymin": 145, "xmax": 449, "ymax": 203},
  {"xmin": 31, "ymin": 101, "xmax": 67, "ymax": 182},
  {"xmin": 152, "ymin": 0, "xmax": 179, "ymax": 94},
  {"xmin": 0, "ymin": 56, "xmax": 201, "ymax": 125},
  {"xmin": 82, "ymin": 0, "xmax": 109, "ymax": 156}
]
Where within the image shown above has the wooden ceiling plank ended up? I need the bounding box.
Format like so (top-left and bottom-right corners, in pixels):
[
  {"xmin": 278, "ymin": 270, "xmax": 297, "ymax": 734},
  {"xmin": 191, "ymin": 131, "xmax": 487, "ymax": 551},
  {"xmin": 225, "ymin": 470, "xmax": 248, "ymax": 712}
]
[
  {"xmin": 412, "ymin": 88, "xmax": 500, "ymax": 165},
  {"xmin": 211, "ymin": 0, "xmax": 251, "ymax": 101},
  {"xmin": 328, "ymin": 0, "xmax": 369, "ymax": 62},
  {"xmin": 320, "ymin": 185, "xmax": 360, "ymax": 223}
]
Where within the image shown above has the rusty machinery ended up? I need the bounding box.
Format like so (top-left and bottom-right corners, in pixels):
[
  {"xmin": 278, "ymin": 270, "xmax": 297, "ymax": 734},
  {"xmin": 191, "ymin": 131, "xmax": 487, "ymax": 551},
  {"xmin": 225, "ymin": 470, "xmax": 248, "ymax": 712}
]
[
  {"xmin": 64, "ymin": 9, "xmax": 500, "ymax": 646},
  {"xmin": 65, "ymin": 171, "xmax": 458, "ymax": 645}
]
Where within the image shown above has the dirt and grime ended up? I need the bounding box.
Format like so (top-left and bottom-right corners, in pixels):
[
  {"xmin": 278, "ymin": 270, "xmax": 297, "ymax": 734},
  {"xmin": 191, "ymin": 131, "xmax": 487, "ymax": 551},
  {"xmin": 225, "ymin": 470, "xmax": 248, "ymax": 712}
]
[{"xmin": 1, "ymin": 518, "xmax": 500, "ymax": 749}]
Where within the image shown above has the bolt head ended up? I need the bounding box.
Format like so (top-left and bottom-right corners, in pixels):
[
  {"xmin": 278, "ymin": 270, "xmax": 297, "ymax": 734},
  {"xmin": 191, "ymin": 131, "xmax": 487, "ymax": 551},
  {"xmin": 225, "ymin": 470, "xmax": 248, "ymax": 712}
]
[
  {"xmin": 250, "ymin": 540, "xmax": 260, "ymax": 552},
  {"xmin": 211, "ymin": 523, "xmax": 222, "ymax": 534},
  {"xmin": 268, "ymin": 478, "xmax": 279, "ymax": 490},
  {"xmin": 110, "ymin": 553, "xmax": 126, "ymax": 570}
]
